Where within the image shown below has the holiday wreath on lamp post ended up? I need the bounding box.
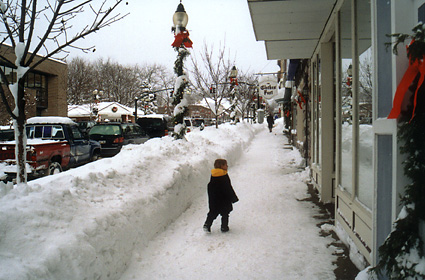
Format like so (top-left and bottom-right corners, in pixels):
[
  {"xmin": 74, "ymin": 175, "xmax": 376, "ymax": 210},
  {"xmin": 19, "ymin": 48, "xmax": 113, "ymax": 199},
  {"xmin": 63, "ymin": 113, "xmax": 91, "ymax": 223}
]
[
  {"xmin": 372, "ymin": 23, "xmax": 425, "ymax": 279},
  {"xmin": 171, "ymin": 1, "xmax": 192, "ymax": 140}
]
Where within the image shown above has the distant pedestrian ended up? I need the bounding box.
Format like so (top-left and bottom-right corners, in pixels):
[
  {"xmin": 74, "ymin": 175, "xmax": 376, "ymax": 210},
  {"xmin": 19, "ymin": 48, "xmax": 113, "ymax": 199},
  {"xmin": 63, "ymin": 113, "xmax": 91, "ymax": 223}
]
[
  {"xmin": 267, "ymin": 114, "xmax": 274, "ymax": 132},
  {"xmin": 203, "ymin": 159, "xmax": 239, "ymax": 233}
]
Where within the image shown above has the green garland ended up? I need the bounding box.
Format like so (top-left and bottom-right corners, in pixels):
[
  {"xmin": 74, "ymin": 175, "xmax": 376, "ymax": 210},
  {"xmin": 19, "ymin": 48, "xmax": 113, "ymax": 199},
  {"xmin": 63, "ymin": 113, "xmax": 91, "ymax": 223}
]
[
  {"xmin": 372, "ymin": 23, "xmax": 425, "ymax": 279},
  {"xmin": 386, "ymin": 23, "xmax": 425, "ymax": 63},
  {"xmin": 172, "ymin": 47, "xmax": 190, "ymax": 140},
  {"xmin": 229, "ymin": 88, "xmax": 237, "ymax": 123},
  {"xmin": 373, "ymin": 113, "xmax": 425, "ymax": 278}
]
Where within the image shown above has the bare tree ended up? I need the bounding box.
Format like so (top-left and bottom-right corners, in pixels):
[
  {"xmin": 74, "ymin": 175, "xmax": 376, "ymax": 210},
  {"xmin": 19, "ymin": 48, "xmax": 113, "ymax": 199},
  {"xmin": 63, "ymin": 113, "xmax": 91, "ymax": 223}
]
[
  {"xmin": 190, "ymin": 43, "xmax": 236, "ymax": 128},
  {"xmin": 232, "ymin": 71, "xmax": 257, "ymax": 121},
  {"xmin": 154, "ymin": 66, "xmax": 174, "ymax": 115},
  {"xmin": 93, "ymin": 58, "xmax": 139, "ymax": 105},
  {"xmin": 67, "ymin": 57, "xmax": 94, "ymax": 105},
  {"xmin": 67, "ymin": 57, "xmax": 175, "ymax": 114},
  {"xmin": 0, "ymin": 0, "xmax": 127, "ymax": 183}
]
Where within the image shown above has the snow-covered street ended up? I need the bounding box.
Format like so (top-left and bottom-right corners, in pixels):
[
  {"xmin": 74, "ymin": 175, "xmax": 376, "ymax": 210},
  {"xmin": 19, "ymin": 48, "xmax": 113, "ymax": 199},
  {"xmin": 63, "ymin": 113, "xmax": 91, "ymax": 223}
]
[
  {"xmin": 120, "ymin": 124, "xmax": 337, "ymax": 279},
  {"xmin": 0, "ymin": 119, "xmax": 340, "ymax": 279}
]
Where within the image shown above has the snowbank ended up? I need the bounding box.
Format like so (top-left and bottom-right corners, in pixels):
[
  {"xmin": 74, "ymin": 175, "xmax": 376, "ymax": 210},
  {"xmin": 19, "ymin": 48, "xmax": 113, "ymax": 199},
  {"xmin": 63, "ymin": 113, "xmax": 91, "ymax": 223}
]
[{"xmin": 0, "ymin": 122, "xmax": 262, "ymax": 280}]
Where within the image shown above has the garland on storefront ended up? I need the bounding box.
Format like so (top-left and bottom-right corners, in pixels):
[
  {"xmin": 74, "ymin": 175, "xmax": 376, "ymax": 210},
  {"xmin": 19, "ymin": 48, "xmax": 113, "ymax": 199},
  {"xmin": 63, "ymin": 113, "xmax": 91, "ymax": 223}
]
[{"xmin": 372, "ymin": 23, "xmax": 425, "ymax": 279}]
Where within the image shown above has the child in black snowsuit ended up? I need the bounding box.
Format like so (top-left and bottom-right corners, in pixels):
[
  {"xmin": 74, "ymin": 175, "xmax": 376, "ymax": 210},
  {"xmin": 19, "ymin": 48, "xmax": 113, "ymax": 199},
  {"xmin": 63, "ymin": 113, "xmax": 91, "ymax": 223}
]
[{"xmin": 203, "ymin": 159, "xmax": 239, "ymax": 233}]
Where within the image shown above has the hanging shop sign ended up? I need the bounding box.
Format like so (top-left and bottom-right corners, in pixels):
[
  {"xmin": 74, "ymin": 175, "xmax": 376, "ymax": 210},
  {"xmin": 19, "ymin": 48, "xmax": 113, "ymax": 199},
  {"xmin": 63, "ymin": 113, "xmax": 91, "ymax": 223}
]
[{"xmin": 258, "ymin": 76, "xmax": 278, "ymax": 100}]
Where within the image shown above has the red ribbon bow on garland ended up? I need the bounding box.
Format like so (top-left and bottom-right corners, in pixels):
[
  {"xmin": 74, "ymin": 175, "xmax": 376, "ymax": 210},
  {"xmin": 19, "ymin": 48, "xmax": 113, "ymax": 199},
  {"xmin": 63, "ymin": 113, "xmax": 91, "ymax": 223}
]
[
  {"xmin": 230, "ymin": 77, "xmax": 239, "ymax": 86},
  {"xmin": 388, "ymin": 40, "xmax": 425, "ymax": 120},
  {"xmin": 295, "ymin": 89, "xmax": 307, "ymax": 109},
  {"xmin": 172, "ymin": 30, "xmax": 193, "ymax": 48}
]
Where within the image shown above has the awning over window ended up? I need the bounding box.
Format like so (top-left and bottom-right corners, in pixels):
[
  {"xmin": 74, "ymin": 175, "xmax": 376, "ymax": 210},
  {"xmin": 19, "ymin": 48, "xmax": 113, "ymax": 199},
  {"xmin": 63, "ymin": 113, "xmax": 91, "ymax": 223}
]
[{"xmin": 247, "ymin": 0, "xmax": 337, "ymax": 59}]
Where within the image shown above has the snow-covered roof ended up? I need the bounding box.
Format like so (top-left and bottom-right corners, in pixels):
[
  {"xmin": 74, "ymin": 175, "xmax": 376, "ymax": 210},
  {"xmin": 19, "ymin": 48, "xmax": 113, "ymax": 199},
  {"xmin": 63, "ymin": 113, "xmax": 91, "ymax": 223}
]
[
  {"xmin": 68, "ymin": 104, "xmax": 92, "ymax": 117},
  {"xmin": 198, "ymin": 98, "xmax": 230, "ymax": 113},
  {"xmin": 27, "ymin": 116, "xmax": 76, "ymax": 125},
  {"xmin": 68, "ymin": 102, "xmax": 144, "ymax": 118}
]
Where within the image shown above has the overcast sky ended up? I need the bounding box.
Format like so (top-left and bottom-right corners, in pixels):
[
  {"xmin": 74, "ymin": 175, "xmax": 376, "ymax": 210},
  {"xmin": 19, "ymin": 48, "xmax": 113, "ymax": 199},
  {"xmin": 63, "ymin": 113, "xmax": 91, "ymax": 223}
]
[{"xmin": 67, "ymin": 0, "xmax": 280, "ymax": 75}]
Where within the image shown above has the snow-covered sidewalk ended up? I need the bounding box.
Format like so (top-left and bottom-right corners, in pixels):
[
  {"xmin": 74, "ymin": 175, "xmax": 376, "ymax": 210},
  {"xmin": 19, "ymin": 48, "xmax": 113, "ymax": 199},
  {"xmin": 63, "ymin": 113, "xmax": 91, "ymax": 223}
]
[
  {"xmin": 0, "ymin": 120, "xmax": 340, "ymax": 279},
  {"xmin": 120, "ymin": 127, "xmax": 338, "ymax": 279}
]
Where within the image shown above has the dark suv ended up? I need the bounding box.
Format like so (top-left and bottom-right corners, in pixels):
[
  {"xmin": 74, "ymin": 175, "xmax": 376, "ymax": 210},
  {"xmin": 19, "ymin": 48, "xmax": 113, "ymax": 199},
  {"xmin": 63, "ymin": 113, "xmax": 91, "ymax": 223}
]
[
  {"xmin": 88, "ymin": 122, "xmax": 149, "ymax": 157},
  {"xmin": 137, "ymin": 114, "xmax": 173, "ymax": 138}
]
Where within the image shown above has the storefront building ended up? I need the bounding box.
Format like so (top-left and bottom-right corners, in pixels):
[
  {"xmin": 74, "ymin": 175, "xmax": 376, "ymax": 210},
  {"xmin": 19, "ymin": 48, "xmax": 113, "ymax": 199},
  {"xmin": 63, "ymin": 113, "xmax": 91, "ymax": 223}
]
[
  {"xmin": 248, "ymin": 0, "xmax": 425, "ymax": 269},
  {"xmin": 0, "ymin": 44, "xmax": 67, "ymax": 124}
]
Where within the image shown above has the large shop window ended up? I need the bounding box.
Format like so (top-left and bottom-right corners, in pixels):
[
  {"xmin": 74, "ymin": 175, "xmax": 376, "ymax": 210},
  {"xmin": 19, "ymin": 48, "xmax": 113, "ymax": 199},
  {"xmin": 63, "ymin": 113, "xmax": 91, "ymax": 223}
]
[
  {"xmin": 357, "ymin": 0, "xmax": 372, "ymax": 209},
  {"xmin": 339, "ymin": 0, "xmax": 373, "ymax": 209}
]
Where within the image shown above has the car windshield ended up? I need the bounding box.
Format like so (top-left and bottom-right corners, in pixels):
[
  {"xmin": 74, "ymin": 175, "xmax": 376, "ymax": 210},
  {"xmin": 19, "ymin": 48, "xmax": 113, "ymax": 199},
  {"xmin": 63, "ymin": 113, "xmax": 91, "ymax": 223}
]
[
  {"xmin": 138, "ymin": 118, "xmax": 162, "ymax": 128},
  {"xmin": 89, "ymin": 124, "xmax": 121, "ymax": 136}
]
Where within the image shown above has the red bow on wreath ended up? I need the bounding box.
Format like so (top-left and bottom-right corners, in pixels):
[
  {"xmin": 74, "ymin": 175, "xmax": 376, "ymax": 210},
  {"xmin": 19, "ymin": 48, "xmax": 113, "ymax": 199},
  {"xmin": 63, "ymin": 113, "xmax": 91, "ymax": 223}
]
[
  {"xmin": 172, "ymin": 30, "xmax": 193, "ymax": 48},
  {"xmin": 388, "ymin": 40, "xmax": 425, "ymax": 120}
]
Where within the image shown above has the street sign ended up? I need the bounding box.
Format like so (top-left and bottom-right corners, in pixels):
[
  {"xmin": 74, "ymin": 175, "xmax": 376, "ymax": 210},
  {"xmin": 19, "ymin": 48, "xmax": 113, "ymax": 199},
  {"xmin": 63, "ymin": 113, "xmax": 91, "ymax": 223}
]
[{"xmin": 258, "ymin": 75, "xmax": 278, "ymax": 100}]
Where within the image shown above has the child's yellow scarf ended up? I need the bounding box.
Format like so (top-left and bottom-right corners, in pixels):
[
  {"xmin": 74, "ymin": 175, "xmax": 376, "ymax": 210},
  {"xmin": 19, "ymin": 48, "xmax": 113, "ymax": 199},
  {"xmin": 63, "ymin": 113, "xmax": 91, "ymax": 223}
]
[{"xmin": 211, "ymin": 168, "xmax": 227, "ymax": 177}]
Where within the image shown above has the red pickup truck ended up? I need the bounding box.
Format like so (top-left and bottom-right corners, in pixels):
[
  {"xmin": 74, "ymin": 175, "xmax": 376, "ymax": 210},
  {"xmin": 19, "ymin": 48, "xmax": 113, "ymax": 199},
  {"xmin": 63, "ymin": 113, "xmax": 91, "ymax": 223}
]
[{"xmin": 0, "ymin": 117, "xmax": 101, "ymax": 182}]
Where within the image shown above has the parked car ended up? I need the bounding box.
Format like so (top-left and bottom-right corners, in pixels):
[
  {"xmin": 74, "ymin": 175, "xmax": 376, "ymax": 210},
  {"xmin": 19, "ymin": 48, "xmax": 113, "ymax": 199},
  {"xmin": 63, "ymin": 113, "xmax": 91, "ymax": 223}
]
[
  {"xmin": 0, "ymin": 117, "xmax": 101, "ymax": 181},
  {"xmin": 137, "ymin": 114, "xmax": 173, "ymax": 138},
  {"xmin": 192, "ymin": 118, "xmax": 205, "ymax": 130},
  {"xmin": 184, "ymin": 118, "xmax": 205, "ymax": 132},
  {"xmin": 184, "ymin": 118, "xmax": 193, "ymax": 133},
  {"xmin": 88, "ymin": 122, "xmax": 149, "ymax": 157}
]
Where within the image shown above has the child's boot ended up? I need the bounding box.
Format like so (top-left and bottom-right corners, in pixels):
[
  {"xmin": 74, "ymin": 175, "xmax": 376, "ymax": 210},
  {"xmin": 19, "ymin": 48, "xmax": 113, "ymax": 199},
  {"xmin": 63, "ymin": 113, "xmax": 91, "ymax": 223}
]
[
  {"xmin": 203, "ymin": 223, "xmax": 211, "ymax": 233},
  {"xmin": 221, "ymin": 214, "xmax": 229, "ymax": 232}
]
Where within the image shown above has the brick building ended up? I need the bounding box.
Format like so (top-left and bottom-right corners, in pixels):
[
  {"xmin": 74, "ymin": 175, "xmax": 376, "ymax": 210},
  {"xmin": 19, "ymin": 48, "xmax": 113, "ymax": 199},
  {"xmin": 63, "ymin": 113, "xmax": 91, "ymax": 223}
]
[{"xmin": 0, "ymin": 44, "xmax": 67, "ymax": 125}]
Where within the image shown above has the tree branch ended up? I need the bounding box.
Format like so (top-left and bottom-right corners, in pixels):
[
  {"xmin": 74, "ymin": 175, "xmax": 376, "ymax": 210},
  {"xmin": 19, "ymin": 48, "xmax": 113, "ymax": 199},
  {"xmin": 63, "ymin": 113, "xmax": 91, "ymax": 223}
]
[
  {"xmin": 23, "ymin": 0, "xmax": 39, "ymax": 59},
  {"xmin": 0, "ymin": 1, "xmax": 17, "ymax": 48},
  {"xmin": 26, "ymin": 0, "xmax": 65, "ymax": 66}
]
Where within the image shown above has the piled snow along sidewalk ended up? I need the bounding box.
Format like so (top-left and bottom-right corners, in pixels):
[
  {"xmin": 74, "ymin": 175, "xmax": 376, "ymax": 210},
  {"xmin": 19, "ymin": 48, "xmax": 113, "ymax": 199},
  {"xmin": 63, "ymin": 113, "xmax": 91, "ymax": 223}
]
[{"xmin": 0, "ymin": 122, "xmax": 262, "ymax": 280}]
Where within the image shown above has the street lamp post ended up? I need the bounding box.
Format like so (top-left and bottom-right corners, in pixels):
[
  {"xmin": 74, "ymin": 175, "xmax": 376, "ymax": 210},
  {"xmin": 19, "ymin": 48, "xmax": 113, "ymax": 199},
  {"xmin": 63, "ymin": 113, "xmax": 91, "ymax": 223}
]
[
  {"xmin": 92, "ymin": 89, "xmax": 103, "ymax": 121},
  {"xmin": 134, "ymin": 97, "xmax": 138, "ymax": 121},
  {"xmin": 210, "ymin": 75, "xmax": 258, "ymax": 124},
  {"xmin": 171, "ymin": 1, "xmax": 193, "ymax": 139},
  {"xmin": 228, "ymin": 66, "xmax": 239, "ymax": 124}
]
